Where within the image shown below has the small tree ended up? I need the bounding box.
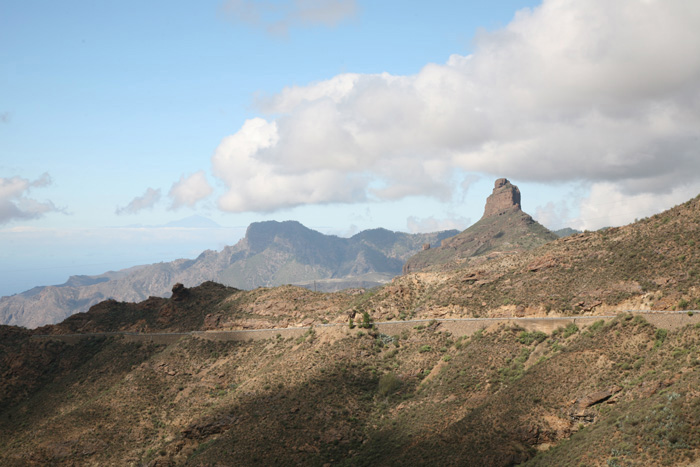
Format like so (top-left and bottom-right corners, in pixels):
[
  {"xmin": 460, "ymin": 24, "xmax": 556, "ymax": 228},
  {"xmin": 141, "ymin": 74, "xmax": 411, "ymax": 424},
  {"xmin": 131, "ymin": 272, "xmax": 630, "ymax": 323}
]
[{"xmin": 360, "ymin": 311, "xmax": 373, "ymax": 329}]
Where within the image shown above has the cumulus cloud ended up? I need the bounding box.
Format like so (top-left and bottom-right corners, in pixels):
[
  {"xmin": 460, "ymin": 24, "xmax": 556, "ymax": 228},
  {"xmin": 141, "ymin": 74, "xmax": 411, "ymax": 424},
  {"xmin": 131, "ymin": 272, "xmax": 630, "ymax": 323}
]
[
  {"xmin": 212, "ymin": 0, "xmax": 700, "ymax": 218},
  {"xmin": 574, "ymin": 181, "xmax": 700, "ymax": 230},
  {"xmin": 406, "ymin": 215, "xmax": 470, "ymax": 234},
  {"xmin": 534, "ymin": 200, "xmax": 573, "ymax": 230},
  {"xmin": 221, "ymin": 0, "xmax": 357, "ymax": 35},
  {"xmin": 116, "ymin": 188, "xmax": 161, "ymax": 215},
  {"xmin": 0, "ymin": 173, "xmax": 60, "ymax": 224},
  {"xmin": 168, "ymin": 171, "xmax": 213, "ymax": 210}
]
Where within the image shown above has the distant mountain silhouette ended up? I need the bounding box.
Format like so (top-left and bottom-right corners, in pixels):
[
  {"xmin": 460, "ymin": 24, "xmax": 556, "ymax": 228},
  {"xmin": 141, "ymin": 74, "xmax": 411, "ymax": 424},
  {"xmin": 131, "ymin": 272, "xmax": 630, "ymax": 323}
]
[{"xmin": 0, "ymin": 221, "xmax": 457, "ymax": 328}]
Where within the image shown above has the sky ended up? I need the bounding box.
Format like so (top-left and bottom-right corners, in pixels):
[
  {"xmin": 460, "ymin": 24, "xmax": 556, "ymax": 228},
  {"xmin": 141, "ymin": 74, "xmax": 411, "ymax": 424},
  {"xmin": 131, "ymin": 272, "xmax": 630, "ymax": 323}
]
[{"xmin": 2, "ymin": 0, "xmax": 700, "ymax": 297}]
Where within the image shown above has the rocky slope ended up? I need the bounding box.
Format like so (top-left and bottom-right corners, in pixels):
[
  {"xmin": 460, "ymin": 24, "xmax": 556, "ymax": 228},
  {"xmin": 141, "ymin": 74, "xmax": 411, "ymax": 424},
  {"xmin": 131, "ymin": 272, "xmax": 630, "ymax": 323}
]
[
  {"xmin": 403, "ymin": 178, "xmax": 558, "ymax": 274},
  {"xmin": 2, "ymin": 192, "xmax": 700, "ymax": 465},
  {"xmin": 362, "ymin": 193, "xmax": 700, "ymax": 323},
  {"xmin": 2, "ymin": 311, "xmax": 700, "ymax": 466},
  {"xmin": 0, "ymin": 222, "xmax": 457, "ymax": 328}
]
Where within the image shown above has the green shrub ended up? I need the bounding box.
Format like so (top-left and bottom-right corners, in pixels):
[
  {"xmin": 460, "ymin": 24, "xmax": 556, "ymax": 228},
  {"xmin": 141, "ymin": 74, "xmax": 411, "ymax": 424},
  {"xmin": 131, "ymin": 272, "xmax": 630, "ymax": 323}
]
[
  {"xmin": 563, "ymin": 323, "xmax": 579, "ymax": 338},
  {"xmin": 377, "ymin": 372, "xmax": 402, "ymax": 398},
  {"xmin": 518, "ymin": 330, "xmax": 548, "ymax": 345},
  {"xmin": 654, "ymin": 328, "xmax": 668, "ymax": 348},
  {"xmin": 419, "ymin": 345, "xmax": 432, "ymax": 353}
]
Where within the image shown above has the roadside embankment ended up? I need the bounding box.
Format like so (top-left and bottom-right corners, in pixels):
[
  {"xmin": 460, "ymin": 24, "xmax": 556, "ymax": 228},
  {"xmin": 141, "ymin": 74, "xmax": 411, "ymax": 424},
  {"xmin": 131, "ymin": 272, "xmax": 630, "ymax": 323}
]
[{"xmin": 30, "ymin": 311, "xmax": 698, "ymax": 345}]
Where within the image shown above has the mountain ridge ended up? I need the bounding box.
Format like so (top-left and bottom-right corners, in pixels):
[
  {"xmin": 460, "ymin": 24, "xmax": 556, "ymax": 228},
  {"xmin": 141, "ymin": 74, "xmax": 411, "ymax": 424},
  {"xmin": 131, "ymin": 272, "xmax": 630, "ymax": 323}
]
[{"xmin": 0, "ymin": 221, "xmax": 457, "ymax": 328}]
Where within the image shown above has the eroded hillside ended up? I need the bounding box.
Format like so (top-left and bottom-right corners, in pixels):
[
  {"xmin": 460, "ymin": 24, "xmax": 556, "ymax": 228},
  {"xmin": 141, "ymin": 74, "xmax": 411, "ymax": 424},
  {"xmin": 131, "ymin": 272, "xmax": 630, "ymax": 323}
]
[{"xmin": 2, "ymin": 314, "xmax": 700, "ymax": 466}]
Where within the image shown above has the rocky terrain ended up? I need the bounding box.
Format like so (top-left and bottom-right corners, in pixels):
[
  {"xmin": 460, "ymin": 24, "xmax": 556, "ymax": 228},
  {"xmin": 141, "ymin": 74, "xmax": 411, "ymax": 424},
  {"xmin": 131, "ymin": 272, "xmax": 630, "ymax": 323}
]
[
  {"xmin": 0, "ymin": 222, "xmax": 457, "ymax": 329},
  {"xmin": 2, "ymin": 310, "xmax": 700, "ymax": 466},
  {"xmin": 1, "ymin": 185, "xmax": 700, "ymax": 466},
  {"xmin": 404, "ymin": 179, "xmax": 558, "ymax": 274}
]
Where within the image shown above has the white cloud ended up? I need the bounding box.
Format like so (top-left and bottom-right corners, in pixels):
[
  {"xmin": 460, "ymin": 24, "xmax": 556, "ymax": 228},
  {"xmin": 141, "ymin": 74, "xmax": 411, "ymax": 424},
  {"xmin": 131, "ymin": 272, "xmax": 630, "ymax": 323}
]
[
  {"xmin": 221, "ymin": 0, "xmax": 357, "ymax": 35},
  {"xmin": 573, "ymin": 181, "xmax": 700, "ymax": 230},
  {"xmin": 534, "ymin": 200, "xmax": 572, "ymax": 230},
  {"xmin": 406, "ymin": 215, "xmax": 470, "ymax": 234},
  {"xmin": 212, "ymin": 0, "xmax": 700, "ymax": 220},
  {"xmin": 0, "ymin": 173, "xmax": 60, "ymax": 224},
  {"xmin": 168, "ymin": 171, "xmax": 213, "ymax": 210},
  {"xmin": 116, "ymin": 187, "xmax": 161, "ymax": 215}
]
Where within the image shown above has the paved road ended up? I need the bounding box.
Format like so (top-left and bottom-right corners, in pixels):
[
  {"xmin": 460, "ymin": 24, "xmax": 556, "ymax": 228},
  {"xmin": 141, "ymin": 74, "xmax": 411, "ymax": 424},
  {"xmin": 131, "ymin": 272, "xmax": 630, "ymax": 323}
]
[{"xmin": 31, "ymin": 310, "xmax": 699, "ymax": 344}]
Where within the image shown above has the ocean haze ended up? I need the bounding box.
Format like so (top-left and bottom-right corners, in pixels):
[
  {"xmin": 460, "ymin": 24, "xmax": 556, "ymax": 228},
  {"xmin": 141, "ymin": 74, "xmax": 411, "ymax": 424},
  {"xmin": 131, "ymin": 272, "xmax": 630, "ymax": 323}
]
[{"xmin": 0, "ymin": 220, "xmax": 248, "ymax": 297}]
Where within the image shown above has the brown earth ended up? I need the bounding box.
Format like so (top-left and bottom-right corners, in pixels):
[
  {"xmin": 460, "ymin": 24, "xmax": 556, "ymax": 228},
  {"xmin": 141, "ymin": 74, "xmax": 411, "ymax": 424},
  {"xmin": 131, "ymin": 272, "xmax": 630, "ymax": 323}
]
[{"xmin": 2, "ymin": 191, "xmax": 700, "ymax": 465}]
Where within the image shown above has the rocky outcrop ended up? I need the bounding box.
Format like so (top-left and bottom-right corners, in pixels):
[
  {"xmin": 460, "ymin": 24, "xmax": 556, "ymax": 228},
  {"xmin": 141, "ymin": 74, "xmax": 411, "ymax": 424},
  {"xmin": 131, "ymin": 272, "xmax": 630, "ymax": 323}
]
[
  {"xmin": 483, "ymin": 178, "xmax": 521, "ymax": 218},
  {"xmin": 171, "ymin": 283, "xmax": 189, "ymax": 302},
  {"xmin": 570, "ymin": 385, "xmax": 623, "ymax": 421},
  {"xmin": 403, "ymin": 179, "xmax": 557, "ymax": 274}
]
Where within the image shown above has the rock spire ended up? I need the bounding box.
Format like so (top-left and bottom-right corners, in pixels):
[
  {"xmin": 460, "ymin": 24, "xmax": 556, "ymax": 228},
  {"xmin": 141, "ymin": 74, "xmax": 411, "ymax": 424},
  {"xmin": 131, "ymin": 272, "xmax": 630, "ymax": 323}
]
[{"xmin": 482, "ymin": 178, "xmax": 521, "ymax": 218}]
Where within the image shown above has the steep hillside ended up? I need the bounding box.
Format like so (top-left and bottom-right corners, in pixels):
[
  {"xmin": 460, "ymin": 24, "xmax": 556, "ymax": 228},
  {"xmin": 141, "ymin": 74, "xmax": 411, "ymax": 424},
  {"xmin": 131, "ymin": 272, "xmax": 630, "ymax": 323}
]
[
  {"xmin": 0, "ymin": 222, "xmax": 457, "ymax": 328},
  {"xmin": 2, "ymin": 314, "xmax": 700, "ymax": 466},
  {"xmin": 365, "ymin": 193, "xmax": 700, "ymax": 322},
  {"xmin": 404, "ymin": 178, "xmax": 558, "ymax": 273}
]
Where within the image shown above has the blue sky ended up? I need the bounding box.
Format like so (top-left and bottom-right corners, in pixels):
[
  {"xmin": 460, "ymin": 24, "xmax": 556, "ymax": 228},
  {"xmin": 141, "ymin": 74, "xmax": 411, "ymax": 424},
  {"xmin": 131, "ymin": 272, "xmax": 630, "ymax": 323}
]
[{"xmin": 2, "ymin": 0, "xmax": 700, "ymax": 296}]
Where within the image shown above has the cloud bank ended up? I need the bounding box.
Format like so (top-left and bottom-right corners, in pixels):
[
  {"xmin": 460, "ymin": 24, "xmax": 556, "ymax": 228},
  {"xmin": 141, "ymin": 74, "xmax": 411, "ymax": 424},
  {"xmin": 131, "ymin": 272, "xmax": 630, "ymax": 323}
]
[
  {"xmin": 222, "ymin": 0, "xmax": 357, "ymax": 35},
  {"xmin": 116, "ymin": 188, "xmax": 161, "ymax": 215},
  {"xmin": 0, "ymin": 173, "xmax": 60, "ymax": 224},
  {"xmin": 212, "ymin": 0, "xmax": 700, "ymax": 227}
]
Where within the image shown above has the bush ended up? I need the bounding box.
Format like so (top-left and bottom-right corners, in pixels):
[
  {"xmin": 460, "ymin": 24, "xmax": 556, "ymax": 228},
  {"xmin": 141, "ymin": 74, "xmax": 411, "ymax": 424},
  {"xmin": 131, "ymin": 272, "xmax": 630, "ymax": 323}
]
[
  {"xmin": 563, "ymin": 323, "xmax": 579, "ymax": 338},
  {"xmin": 377, "ymin": 372, "xmax": 402, "ymax": 398},
  {"xmin": 419, "ymin": 345, "xmax": 432, "ymax": 353},
  {"xmin": 654, "ymin": 328, "xmax": 668, "ymax": 348},
  {"xmin": 518, "ymin": 330, "xmax": 547, "ymax": 345}
]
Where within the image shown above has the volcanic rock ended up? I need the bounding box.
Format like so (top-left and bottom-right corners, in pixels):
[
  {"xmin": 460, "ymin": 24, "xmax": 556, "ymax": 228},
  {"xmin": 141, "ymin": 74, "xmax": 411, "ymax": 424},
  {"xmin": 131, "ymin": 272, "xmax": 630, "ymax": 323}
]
[
  {"xmin": 403, "ymin": 179, "xmax": 557, "ymax": 273},
  {"xmin": 483, "ymin": 178, "xmax": 522, "ymax": 218}
]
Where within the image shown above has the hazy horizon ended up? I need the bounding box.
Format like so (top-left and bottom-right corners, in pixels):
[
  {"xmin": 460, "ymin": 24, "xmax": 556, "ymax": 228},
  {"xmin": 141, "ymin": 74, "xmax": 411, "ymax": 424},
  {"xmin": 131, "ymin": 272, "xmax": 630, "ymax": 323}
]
[{"xmin": 3, "ymin": 0, "xmax": 700, "ymax": 295}]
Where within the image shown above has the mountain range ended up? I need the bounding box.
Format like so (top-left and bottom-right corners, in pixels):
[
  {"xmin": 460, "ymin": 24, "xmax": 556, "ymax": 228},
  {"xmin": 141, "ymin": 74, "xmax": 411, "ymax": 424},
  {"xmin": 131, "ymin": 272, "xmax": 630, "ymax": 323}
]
[{"xmin": 0, "ymin": 222, "xmax": 458, "ymax": 328}]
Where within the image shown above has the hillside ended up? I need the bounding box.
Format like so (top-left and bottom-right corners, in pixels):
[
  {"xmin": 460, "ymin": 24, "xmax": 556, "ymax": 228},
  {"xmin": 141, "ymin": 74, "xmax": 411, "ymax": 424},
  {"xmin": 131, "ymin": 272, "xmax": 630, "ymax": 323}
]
[
  {"xmin": 0, "ymin": 222, "xmax": 457, "ymax": 329},
  {"xmin": 2, "ymin": 312, "xmax": 700, "ymax": 466},
  {"xmin": 2, "ymin": 192, "xmax": 700, "ymax": 465},
  {"xmin": 361, "ymin": 193, "xmax": 700, "ymax": 323},
  {"xmin": 403, "ymin": 178, "xmax": 558, "ymax": 273}
]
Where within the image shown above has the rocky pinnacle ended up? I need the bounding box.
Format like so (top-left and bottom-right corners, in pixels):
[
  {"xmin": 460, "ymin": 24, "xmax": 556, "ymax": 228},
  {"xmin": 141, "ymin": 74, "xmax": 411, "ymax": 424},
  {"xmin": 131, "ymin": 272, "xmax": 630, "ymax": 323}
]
[{"xmin": 482, "ymin": 178, "xmax": 522, "ymax": 218}]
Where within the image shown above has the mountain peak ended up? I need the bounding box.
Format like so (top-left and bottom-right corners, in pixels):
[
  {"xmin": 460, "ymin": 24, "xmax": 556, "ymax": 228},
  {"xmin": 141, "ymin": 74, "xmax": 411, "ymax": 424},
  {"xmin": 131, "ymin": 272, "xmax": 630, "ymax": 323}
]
[
  {"xmin": 402, "ymin": 179, "xmax": 555, "ymax": 274},
  {"xmin": 483, "ymin": 178, "xmax": 521, "ymax": 219}
]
